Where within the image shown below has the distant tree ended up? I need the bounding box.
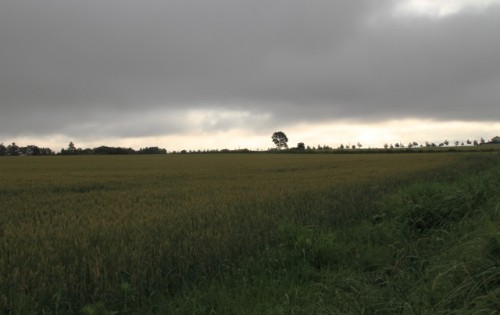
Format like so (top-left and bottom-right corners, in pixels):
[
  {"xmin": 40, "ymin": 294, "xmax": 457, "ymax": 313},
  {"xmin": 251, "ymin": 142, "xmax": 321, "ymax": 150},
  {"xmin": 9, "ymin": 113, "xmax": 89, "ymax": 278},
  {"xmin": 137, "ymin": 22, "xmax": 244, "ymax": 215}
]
[
  {"xmin": 138, "ymin": 146, "xmax": 166, "ymax": 154},
  {"xmin": 473, "ymin": 140, "xmax": 479, "ymax": 146},
  {"xmin": 466, "ymin": 139, "xmax": 471, "ymax": 145},
  {"xmin": 480, "ymin": 137, "xmax": 485, "ymax": 144},
  {"xmin": 60, "ymin": 142, "xmax": 76, "ymax": 155},
  {"xmin": 351, "ymin": 145, "xmax": 356, "ymax": 149},
  {"xmin": 68, "ymin": 142, "xmax": 77, "ymax": 154},
  {"xmin": 454, "ymin": 141, "xmax": 459, "ymax": 146},
  {"xmin": 271, "ymin": 131, "xmax": 288, "ymax": 150},
  {"xmin": 78, "ymin": 148, "xmax": 93, "ymax": 155},
  {"xmin": 444, "ymin": 140, "xmax": 449, "ymax": 146},
  {"xmin": 94, "ymin": 146, "xmax": 135, "ymax": 155},
  {"xmin": 297, "ymin": 142, "xmax": 305, "ymax": 150},
  {"xmin": 339, "ymin": 144, "xmax": 345, "ymax": 150},
  {"xmin": 25, "ymin": 145, "xmax": 41, "ymax": 155},
  {"xmin": 0, "ymin": 143, "xmax": 6, "ymax": 156},
  {"xmin": 413, "ymin": 142, "xmax": 418, "ymax": 146},
  {"xmin": 7, "ymin": 142, "xmax": 19, "ymax": 156},
  {"xmin": 41, "ymin": 147, "xmax": 55, "ymax": 155},
  {"xmin": 395, "ymin": 143, "xmax": 400, "ymax": 148},
  {"xmin": 357, "ymin": 142, "xmax": 362, "ymax": 148},
  {"xmin": 384, "ymin": 143, "xmax": 388, "ymax": 149}
]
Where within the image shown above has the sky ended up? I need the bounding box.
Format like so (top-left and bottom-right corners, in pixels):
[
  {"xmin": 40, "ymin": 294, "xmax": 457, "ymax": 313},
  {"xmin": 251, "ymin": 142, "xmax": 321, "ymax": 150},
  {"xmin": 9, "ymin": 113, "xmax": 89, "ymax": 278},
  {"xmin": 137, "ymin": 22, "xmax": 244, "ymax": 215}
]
[{"xmin": 1, "ymin": 0, "xmax": 499, "ymax": 151}]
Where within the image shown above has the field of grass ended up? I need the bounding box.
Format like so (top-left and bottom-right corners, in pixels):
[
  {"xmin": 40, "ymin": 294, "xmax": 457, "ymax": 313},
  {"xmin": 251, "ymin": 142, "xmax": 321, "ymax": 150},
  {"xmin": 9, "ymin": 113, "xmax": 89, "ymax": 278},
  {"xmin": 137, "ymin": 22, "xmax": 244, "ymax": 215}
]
[{"xmin": 0, "ymin": 153, "xmax": 498, "ymax": 314}]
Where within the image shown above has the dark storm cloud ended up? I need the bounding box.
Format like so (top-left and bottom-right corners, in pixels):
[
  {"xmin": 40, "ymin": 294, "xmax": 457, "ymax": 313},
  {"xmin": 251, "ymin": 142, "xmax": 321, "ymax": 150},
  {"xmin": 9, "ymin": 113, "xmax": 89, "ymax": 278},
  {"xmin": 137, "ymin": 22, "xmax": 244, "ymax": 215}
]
[{"xmin": 1, "ymin": 0, "xmax": 499, "ymax": 138}]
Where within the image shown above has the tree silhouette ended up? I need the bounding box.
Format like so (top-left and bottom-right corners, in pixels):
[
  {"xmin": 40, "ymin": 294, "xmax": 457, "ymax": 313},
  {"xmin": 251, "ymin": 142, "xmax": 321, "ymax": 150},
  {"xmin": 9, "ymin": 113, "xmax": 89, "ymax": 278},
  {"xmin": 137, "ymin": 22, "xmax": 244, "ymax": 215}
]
[
  {"xmin": 271, "ymin": 131, "xmax": 288, "ymax": 150},
  {"xmin": 7, "ymin": 142, "xmax": 19, "ymax": 156},
  {"xmin": 68, "ymin": 142, "xmax": 77, "ymax": 154}
]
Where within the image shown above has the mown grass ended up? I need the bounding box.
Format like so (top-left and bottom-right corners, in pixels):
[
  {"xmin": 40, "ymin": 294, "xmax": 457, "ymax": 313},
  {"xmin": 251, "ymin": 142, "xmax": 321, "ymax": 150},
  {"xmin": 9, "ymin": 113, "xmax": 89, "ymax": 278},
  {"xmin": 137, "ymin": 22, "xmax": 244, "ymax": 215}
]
[{"xmin": 0, "ymin": 153, "xmax": 498, "ymax": 314}]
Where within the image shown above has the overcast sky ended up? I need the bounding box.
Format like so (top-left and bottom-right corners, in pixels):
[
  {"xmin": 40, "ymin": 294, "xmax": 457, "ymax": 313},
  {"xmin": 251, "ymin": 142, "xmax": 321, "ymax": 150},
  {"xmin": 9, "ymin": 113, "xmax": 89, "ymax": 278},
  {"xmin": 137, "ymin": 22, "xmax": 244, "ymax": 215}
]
[{"xmin": 1, "ymin": 0, "xmax": 499, "ymax": 150}]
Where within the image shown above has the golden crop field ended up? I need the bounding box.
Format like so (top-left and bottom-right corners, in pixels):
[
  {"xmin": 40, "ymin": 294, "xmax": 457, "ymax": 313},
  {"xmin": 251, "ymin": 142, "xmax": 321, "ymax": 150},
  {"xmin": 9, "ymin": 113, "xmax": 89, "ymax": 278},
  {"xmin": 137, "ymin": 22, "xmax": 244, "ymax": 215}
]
[{"xmin": 0, "ymin": 153, "xmax": 486, "ymax": 313}]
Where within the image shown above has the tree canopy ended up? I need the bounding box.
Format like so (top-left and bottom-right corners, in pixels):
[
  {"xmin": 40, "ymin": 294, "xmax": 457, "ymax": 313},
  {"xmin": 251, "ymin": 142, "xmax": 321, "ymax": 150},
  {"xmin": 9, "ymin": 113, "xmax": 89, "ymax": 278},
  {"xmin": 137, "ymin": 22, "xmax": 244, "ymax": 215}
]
[{"xmin": 271, "ymin": 131, "xmax": 288, "ymax": 150}]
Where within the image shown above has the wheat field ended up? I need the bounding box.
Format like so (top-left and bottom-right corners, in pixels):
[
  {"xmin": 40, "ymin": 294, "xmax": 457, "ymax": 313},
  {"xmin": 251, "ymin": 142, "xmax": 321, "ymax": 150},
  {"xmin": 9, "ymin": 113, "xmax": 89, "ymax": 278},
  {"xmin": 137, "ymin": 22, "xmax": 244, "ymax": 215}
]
[{"xmin": 0, "ymin": 153, "xmax": 480, "ymax": 313}]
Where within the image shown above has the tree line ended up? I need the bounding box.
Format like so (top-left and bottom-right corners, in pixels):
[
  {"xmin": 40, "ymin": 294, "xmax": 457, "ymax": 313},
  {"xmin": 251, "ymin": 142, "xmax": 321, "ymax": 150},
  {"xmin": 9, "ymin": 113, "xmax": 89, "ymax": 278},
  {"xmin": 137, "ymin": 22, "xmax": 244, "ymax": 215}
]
[
  {"xmin": 271, "ymin": 131, "xmax": 496, "ymax": 151},
  {"xmin": 60, "ymin": 142, "xmax": 166, "ymax": 155},
  {"xmin": 0, "ymin": 143, "xmax": 54, "ymax": 156},
  {"xmin": 1, "ymin": 134, "xmax": 498, "ymax": 156},
  {"xmin": 0, "ymin": 142, "xmax": 166, "ymax": 156}
]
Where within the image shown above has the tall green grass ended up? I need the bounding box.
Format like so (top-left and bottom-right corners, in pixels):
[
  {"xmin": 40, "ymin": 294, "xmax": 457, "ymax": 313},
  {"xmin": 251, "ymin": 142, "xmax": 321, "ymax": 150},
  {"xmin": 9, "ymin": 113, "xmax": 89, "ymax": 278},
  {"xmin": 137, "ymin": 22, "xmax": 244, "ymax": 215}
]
[
  {"xmin": 0, "ymin": 153, "xmax": 497, "ymax": 314},
  {"xmin": 154, "ymin": 154, "xmax": 499, "ymax": 314}
]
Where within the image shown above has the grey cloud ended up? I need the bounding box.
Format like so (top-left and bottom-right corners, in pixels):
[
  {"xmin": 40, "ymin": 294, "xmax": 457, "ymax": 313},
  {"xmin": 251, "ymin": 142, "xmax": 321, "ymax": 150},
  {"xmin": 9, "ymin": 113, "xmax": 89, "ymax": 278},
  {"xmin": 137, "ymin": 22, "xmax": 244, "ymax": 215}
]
[{"xmin": 1, "ymin": 0, "xmax": 499, "ymax": 139}]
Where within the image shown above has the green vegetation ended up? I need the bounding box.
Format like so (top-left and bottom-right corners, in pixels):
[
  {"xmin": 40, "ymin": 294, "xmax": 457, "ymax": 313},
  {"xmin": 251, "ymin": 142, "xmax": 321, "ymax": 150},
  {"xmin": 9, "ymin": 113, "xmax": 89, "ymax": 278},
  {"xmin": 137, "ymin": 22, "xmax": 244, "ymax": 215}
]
[{"xmin": 0, "ymin": 153, "xmax": 498, "ymax": 314}]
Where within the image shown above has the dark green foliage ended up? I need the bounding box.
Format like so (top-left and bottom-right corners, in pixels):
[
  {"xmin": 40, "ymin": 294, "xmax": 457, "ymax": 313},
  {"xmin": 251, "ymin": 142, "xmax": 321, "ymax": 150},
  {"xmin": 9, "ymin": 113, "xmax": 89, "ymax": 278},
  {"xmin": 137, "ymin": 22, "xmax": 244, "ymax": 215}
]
[
  {"xmin": 137, "ymin": 146, "xmax": 167, "ymax": 154},
  {"xmin": 271, "ymin": 131, "xmax": 289, "ymax": 149},
  {"xmin": 388, "ymin": 172, "xmax": 495, "ymax": 232},
  {"xmin": 59, "ymin": 145, "xmax": 167, "ymax": 155},
  {"xmin": 80, "ymin": 303, "xmax": 117, "ymax": 315},
  {"xmin": 0, "ymin": 142, "xmax": 53, "ymax": 156}
]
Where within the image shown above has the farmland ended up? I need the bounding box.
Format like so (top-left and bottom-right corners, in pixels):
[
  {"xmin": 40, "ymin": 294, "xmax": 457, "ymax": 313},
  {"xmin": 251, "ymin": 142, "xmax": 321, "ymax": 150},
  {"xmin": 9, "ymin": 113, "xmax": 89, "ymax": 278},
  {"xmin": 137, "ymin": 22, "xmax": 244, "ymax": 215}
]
[{"xmin": 1, "ymin": 153, "xmax": 499, "ymax": 314}]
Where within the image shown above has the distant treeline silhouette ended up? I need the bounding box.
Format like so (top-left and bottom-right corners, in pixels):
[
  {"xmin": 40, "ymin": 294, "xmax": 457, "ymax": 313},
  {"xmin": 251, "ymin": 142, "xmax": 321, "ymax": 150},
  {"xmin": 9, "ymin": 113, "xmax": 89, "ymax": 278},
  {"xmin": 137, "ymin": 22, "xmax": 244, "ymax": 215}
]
[
  {"xmin": 1, "ymin": 135, "xmax": 499, "ymax": 156},
  {"xmin": 0, "ymin": 142, "xmax": 166, "ymax": 156},
  {"xmin": 0, "ymin": 143, "xmax": 54, "ymax": 156}
]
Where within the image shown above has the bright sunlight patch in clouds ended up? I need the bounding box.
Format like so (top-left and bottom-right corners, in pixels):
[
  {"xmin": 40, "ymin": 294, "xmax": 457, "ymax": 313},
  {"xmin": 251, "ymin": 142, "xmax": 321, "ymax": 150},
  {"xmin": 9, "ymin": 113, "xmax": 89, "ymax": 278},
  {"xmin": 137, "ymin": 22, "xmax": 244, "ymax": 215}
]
[{"xmin": 395, "ymin": 0, "xmax": 500, "ymax": 17}]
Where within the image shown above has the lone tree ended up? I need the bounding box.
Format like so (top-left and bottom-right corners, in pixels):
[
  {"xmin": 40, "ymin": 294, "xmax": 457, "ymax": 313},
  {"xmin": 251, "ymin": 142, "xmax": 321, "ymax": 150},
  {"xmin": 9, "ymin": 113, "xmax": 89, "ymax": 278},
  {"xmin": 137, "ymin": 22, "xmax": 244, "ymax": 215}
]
[
  {"xmin": 68, "ymin": 142, "xmax": 77, "ymax": 154},
  {"xmin": 271, "ymin": 131, "xmax": 288, "ymax": 150}
]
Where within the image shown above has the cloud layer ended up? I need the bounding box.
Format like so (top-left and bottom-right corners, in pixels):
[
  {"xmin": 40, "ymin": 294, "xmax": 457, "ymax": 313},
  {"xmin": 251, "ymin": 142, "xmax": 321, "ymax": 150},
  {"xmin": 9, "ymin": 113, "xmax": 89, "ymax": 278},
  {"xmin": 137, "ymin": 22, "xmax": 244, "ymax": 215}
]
[{"xmin": 1, "ymin": 0, "xmax": 499, "ymax": 142}]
